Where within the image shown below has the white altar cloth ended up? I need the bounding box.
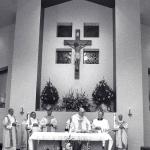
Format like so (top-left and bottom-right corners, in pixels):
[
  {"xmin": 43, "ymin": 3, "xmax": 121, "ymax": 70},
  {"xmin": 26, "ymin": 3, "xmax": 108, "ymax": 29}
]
[{"xmin": 29, "ymin": 132, "xmax": 110, "ymax": 150}]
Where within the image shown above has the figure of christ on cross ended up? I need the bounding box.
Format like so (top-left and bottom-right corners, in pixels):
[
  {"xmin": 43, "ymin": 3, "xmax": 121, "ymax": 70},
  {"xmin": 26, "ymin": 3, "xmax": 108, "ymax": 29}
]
[{"xmin": 64, "ymin": 29, "xmax": 92, "ymax": 79}]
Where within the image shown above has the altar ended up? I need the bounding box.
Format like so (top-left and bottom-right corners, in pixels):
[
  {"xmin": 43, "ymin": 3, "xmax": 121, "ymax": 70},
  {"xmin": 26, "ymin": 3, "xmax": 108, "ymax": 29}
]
[{"xmin": 29, "ymin": 132, "xmax": 111, "ymax": 150}]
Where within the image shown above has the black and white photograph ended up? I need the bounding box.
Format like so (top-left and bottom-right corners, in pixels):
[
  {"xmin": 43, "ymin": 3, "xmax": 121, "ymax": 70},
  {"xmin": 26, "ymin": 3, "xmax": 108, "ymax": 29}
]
[{"xmin": 0, "ymin": 0, "xmax": 149, "ymax": 150}]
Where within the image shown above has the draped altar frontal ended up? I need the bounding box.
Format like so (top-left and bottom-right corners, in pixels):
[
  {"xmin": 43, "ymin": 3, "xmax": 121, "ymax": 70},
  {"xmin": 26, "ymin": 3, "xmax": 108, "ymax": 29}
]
[{"xmin": 29, "ymin": 132, "xmax": 110, "ymax": 150}]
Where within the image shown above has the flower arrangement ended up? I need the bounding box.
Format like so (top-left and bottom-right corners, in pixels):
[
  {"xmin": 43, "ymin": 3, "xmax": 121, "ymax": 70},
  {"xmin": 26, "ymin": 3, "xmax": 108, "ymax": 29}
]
[
  {"xmin": 61, "ymin": 90, "xmax": 91, "ymax": 112},
  {"xmin": 40, "ymin": 80, "xmax": 59, "ymax": 110},
  {"xmin": 92, "ymin": 80, "xmax": 116, "ymax": 112}
]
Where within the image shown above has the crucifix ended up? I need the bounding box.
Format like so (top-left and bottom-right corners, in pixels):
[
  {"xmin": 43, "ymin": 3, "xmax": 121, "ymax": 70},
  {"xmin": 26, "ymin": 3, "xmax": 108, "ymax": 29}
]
[{"xmin": 64, "ymin": 29, "xmax": 92, "ymax": 79}]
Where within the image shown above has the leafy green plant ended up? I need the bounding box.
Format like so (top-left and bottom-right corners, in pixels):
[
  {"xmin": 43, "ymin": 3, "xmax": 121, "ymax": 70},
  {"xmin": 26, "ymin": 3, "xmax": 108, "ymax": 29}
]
[
  {"xmin": 62, "ymin": 90, "xmax": 91, "ymax": 112},
  {"xmin": 92, "ymin": 80, "xmax": 116, "ymax": 111},
  {"xmin": 40, "ymin": 80, "xmax": 59, "ymax": 110}
]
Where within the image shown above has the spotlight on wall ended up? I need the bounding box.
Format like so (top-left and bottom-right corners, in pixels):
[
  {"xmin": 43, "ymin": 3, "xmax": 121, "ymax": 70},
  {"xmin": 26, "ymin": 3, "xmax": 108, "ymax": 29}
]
[
  {"xmin": 128, "ymin": 107, "xmax": 132, "ymax": 117},
  {"xmin": 20, "ymin": 107, "xmax": 24, "ymax": 115}
]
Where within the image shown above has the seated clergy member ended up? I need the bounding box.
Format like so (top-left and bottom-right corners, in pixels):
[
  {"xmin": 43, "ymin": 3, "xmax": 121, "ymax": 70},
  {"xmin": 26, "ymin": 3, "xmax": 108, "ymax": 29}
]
[
  {"xmin": 92, "ymin": 110, "xmax": 113, "ymax": 150},
  {"xmin": 3, "ymin": 108, "xmax": 18, "ymax": 150},
  {"xmin": 115, "ymin": 114, "xmax": 128, "ymax": 150},
  {"xmin": 69, "ymin": 107, "xmax": 91, "ymax": 150}
]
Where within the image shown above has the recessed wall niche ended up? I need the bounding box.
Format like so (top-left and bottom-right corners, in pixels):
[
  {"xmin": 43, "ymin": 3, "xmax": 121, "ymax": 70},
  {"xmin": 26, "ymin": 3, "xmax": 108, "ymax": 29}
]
[
  {"xmin": 0, "ymin": 66, "xmax": 8, "ymax": 108},
  {"xmin": 83, "ymin": 49, "xmax": 99, "ymax": 64},
  {"xmin": 84, "ymin": 23, "xmax": 99, "ymax": 37},
  {"xmin": 57, "ymin": 23, "xmax": 72, "ymax": 37},
  {"xmin": 56, "ymin": 49, "xmax": 72, "ymax": 64}
]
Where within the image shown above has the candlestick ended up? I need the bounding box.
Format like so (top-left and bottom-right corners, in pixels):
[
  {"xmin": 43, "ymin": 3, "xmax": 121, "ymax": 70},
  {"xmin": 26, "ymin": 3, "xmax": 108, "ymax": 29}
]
[
  {"xmin": 113, "ymin": 113, "xmax": 116, "ymax": 128},
  {"xmin": 20, "ymin": 107, "xmax": 24, "ymax": 115},
  {"xmin": 128, "ymin": 107, "xmax": 132, "ymax": 117}
]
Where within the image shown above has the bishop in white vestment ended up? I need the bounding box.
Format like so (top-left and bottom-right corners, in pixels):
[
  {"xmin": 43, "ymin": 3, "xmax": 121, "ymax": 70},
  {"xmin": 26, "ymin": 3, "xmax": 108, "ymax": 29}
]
[
  {"xmin": 69, "ymin": 107, "xmax": 91, "ymax": 150},
  {"xmin": 115, "ymin": 114, "xmax": 128, "ymax": 150},
  {"xmin": 3, "ymin": 108, "xmax": 18, "ymax": 150}
]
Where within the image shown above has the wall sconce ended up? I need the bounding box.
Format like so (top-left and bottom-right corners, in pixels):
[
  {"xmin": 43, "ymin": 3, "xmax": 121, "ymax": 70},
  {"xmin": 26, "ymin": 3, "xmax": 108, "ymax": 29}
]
[
  {"xmin": 128, "ymin": 107, "xmax": 132, "ymax": 117},
  {"xmin": 20, "ymin": 107, "xmax": 24, "ymax": 115}
]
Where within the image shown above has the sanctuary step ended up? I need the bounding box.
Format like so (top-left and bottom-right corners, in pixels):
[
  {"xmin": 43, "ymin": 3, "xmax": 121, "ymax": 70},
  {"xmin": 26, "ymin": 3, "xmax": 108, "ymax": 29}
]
[{"xmin": 141, "ymin": 147, "xmax": 150, "ymax": 150}]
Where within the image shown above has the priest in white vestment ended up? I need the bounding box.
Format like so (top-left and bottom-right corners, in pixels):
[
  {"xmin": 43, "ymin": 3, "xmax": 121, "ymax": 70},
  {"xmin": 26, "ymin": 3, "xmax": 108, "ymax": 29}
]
[
  {"xmin": 115, "ymin": 114, "xmax": 128, "ymax": 150},
  {"xmin": 20, "ymin": 113, "xmax": 29, "ymax": 150},
  {"xmin": 37, "ymin": 106, "xmax": 59, "ymax": 150},
  {"xmin": 21, "ymin": 112, "xmax": 40, "ymax": 150},
  {"xmin": 92, "ymin": 110, "xmax": 113, "ymax": 150},
  {"xmin": 28, "ymin": 112, "xmax": 40, "ymax": 134},
  {"xmin": 70, "ymin": 108, "xmax": 91, "ymax": 133},
  {"xmin": 2, "ymin": 108, "xmax": 18, "ymax": 150},
  {"xmin": 40, "ymin": 108, "xmax": 57, "ymax": 132},
  {"xmin": 69, "ymin": 107, "xmax": 91, "ymax": 150}
]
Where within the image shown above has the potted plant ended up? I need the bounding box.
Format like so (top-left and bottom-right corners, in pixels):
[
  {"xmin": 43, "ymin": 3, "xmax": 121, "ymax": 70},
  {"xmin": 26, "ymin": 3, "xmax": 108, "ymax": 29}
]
[
  {"xmin": 92, "ymin": 80, "xmax": 116, "ymax": 112},
  {"xmin": 40, "ymin": 80, "xmax": 59, "ymax": 110},
  {"xmin": 62, "ymin": 90, "xmax": 91, "ymax": 112}
]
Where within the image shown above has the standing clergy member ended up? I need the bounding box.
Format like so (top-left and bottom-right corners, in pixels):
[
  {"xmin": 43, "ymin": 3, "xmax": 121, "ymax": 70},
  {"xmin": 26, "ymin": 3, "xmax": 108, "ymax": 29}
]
[
  {"xmin": 38, "ymin": 105, "xmax": 59, "ymax": 150},
  {"xmin": 69, "ymin": 107, "xmax": 91, "ymax": 150},
  {"xmin": 70, "ymin": 107, "xmax": 91, "ymax": 133},
  {"xmin": 28, "ymin": 112, "xmax": 40, "ymax": 133},
  {"xmin": 40, "ymin": 106, "xmax": 57, "ymax": 132},
  {"xmin": 115, "ymin": 114, "xmax": 128, "ymax": 150},
  {"xmin": 92, "ymin": 110, "xmax": 113, "ymax": 150},
  {"xmin": 3, "ymin": 108, "xmax": 18, "ymax": 150},
  {"xmin": 20, "ymin": 113, "xmax": 30, "ymax": 150}
]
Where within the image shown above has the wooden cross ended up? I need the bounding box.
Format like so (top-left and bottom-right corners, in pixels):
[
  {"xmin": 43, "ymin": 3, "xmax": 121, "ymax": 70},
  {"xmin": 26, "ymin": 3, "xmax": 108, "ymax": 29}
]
[{"xmin": 64, "ymin": 29, "xmax": 92, "ymax": 79}]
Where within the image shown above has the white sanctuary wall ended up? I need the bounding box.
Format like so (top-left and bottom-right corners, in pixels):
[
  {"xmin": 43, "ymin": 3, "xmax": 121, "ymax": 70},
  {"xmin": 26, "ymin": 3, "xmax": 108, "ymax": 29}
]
[
  {"xmin": 115, "ymin": 0, "xmax": 144, "ymax": 149},
  {"xmin": 41, "ymin": 0, "xmax": 114, "ymax": 101},
  {"xmin": 141, "ymin": 24, "xmax": 150, "ymax": 146},
  {"xmin": 0, "ymin": 25, "xmax": 14, "ymax": 143}
]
